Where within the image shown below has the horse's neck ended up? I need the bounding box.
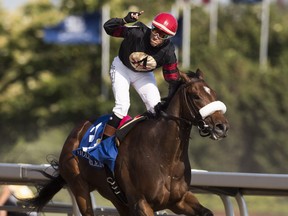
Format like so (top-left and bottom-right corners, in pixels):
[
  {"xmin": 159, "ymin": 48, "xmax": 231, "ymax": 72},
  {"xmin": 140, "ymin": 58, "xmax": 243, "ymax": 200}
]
[
  {"xmin": 163, "ymin": 95, "xmax": 192, "ymax": 156},
  {"xmin": 166, "ymin": 91, "xmax": 191, "ymax": 129}
]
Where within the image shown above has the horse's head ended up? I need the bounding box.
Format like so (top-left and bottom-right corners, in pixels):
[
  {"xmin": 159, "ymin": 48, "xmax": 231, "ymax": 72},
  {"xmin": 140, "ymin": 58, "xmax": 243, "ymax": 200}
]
[{"xmin": 177, "ymin": 69, "xmax": 229, "ymax": 140}]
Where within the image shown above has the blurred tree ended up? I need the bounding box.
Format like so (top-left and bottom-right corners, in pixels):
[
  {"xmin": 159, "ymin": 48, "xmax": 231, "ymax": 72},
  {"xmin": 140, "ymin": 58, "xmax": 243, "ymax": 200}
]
[
  {"xmin": 0, "ymin": 0, "xmax": 288, "ymax": 174},
  {"xmin": 0, "ymin": 0, "xmax": 111, "ymax": 150},
  {"xmin": 188, "ymin": 3, "xmax": 288, "ymax": 173}
]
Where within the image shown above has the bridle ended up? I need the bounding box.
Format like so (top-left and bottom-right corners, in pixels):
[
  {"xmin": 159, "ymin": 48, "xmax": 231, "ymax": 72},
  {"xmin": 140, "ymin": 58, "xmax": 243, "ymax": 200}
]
[
  {"xmin": 181, "ymin": 80, "xmax": 212, "ymax": 137},
  {"xmin": 161, "ymin": 79, "xmax": 227, "ymax": 137}
]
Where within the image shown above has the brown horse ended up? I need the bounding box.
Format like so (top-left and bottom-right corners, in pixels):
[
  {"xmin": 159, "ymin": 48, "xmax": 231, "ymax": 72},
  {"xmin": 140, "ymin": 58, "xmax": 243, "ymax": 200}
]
[{"xmin": 23, "ymin": 69, "xmax": 229, "ymax": 216}]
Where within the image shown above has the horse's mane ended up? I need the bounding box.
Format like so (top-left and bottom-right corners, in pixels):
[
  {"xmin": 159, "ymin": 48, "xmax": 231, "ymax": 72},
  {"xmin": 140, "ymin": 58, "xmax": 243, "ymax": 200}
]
[
  {"xmin": 163, "ymin": 70, "xmax": 198, "ymax": 104},
  {"xmin": 146, "ymin": 71, "xmax": 198, "ymax": 119}
]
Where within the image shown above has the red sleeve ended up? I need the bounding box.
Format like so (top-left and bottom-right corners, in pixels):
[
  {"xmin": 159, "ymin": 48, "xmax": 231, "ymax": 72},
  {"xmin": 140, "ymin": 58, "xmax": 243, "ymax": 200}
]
[{"xmin": 163, "ymin": 62, "xmax": 180, "ymax": 82}]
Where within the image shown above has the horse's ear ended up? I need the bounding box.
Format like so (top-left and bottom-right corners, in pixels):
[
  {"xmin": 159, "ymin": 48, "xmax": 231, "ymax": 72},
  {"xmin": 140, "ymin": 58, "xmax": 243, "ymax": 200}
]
[
  {"xmin": 196, "ymin": 68, "xmax": 204, "ymax": 79},
  {"xmin": 179, "ymin": 71, "xmax": 190, "ymax": 83}
]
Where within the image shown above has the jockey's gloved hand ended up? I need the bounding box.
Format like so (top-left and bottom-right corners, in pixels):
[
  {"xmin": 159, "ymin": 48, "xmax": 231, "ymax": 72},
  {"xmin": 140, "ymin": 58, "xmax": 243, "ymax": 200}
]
[
  {"xmin": 154, "ymin": 101, "xmax": 166, "ymax": 115},
  {"xmin": 123, "ymin": 11, "xmax": 144, "ymax": 23}
]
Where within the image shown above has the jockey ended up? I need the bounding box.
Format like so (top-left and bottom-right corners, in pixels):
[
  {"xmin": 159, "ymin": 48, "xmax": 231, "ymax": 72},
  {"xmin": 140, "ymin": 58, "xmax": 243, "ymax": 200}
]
[{"xmin": 102, "ymin": 11, "xmax": 181, "ymax": 140}]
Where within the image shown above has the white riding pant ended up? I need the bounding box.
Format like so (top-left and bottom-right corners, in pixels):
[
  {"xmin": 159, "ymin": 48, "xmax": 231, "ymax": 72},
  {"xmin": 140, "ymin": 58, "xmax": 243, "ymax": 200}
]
[{"xmin": 109, "ymin": 56, "xmax": 161, "ymax": 118}]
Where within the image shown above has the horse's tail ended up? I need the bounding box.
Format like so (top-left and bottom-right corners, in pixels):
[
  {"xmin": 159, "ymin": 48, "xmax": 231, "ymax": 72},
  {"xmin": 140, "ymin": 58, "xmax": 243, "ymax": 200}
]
[{"xmin": 21, "ymin": 161, "xmax": 67, "ymax": 212}]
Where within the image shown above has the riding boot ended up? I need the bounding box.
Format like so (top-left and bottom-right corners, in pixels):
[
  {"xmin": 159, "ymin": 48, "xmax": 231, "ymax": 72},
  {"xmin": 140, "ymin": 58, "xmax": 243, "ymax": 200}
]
[{"xmin": 102, "ymin": 113, "xmax": 122, "ymax": 140}]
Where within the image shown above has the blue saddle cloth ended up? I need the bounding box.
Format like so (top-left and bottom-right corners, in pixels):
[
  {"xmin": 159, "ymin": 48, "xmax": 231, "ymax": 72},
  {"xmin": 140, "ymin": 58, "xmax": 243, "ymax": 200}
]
[{"xmin": 72, "ymin": 114, "xmax": 118, "ymax": 172}]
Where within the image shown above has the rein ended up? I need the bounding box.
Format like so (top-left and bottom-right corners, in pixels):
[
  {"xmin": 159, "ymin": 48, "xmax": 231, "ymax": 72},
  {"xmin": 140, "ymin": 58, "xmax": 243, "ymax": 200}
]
[{"xmin": 160, "ymin": 110, "xmax": 192, "ymax": 126}]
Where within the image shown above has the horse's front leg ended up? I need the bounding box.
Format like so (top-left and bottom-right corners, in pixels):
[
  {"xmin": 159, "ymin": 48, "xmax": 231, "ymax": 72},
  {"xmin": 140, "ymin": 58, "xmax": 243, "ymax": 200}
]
[
  {"xmin": 129, "ymin": 199, "xmax": 154, "ymax": 216},
  {"xmin": 170, "ymin": 191, "xmax": 213, "ymax": 216}
]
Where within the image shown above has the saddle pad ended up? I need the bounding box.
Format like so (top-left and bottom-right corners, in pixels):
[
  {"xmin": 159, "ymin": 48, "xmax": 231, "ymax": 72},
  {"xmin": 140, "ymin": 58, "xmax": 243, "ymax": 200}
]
[
  {"xmin": 72, "ymin": 114, "xmax": 117, "ymax": 171},
  {"xmin": 72, "ymin": 114, "xmax": 146, "ymax": 173}
]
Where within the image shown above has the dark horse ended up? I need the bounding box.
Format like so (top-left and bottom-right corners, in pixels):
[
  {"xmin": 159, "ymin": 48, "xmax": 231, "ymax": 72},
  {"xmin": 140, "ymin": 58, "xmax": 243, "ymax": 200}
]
[{"xmin": 23, "ymin": 69, "xmax": 229, "ymax": 216}]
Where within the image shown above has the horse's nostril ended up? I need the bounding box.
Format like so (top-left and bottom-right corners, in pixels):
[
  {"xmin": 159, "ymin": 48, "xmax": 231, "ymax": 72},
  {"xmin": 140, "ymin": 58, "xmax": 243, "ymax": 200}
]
[{"xmin": 216, "ymin": 123, "xmax": 226, "ymax": 132}]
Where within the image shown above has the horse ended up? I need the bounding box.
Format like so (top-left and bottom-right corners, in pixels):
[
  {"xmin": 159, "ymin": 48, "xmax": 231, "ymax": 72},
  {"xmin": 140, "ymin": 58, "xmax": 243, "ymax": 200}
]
[{"xmin": 22, "ymin": 69, "xmax": 229, "ymax": 216}]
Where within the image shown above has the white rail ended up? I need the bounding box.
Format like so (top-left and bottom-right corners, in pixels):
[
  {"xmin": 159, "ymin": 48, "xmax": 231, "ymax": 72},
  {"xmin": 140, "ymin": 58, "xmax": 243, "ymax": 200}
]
[
  {"xmin": 190, "ymin": 170, "xmax": 288, "ymax": 216},
  {"xmin": 0, "ymin": 163, "xmax": 288, "ymax": 216}
]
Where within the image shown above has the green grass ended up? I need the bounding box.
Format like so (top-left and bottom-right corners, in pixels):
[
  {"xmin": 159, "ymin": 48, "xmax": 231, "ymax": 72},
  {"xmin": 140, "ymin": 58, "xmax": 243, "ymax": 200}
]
[{"xmin": 0, "ymin": 127, "xmax": 67, "ymax": 164}]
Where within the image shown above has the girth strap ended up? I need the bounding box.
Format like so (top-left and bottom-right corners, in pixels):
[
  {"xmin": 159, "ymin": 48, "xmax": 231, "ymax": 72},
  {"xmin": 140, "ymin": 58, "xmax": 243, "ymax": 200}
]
[{"xmin": 105, "ymin": 167, "xmax": 128, "ymax": 205}]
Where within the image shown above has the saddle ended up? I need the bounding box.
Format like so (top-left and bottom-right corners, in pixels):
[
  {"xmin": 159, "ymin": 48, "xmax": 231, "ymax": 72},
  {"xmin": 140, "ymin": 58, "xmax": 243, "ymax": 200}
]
[{"xmin": 115, "ymin": 115, "xmax": 147, "ymax": 146}]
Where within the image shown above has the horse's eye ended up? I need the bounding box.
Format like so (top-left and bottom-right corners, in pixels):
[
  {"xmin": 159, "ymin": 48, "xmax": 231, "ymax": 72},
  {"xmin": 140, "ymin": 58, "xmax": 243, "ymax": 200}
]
[{"xmin": 192, "ymin": 94, "xmax": 200, "ymax": 100}]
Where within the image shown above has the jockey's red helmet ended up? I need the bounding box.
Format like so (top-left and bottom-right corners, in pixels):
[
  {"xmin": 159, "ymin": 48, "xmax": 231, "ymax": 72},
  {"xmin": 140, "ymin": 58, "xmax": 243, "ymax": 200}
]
[{"xmin": 152, "ymin": 12, "xmax": 178, "ymax": 36}]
